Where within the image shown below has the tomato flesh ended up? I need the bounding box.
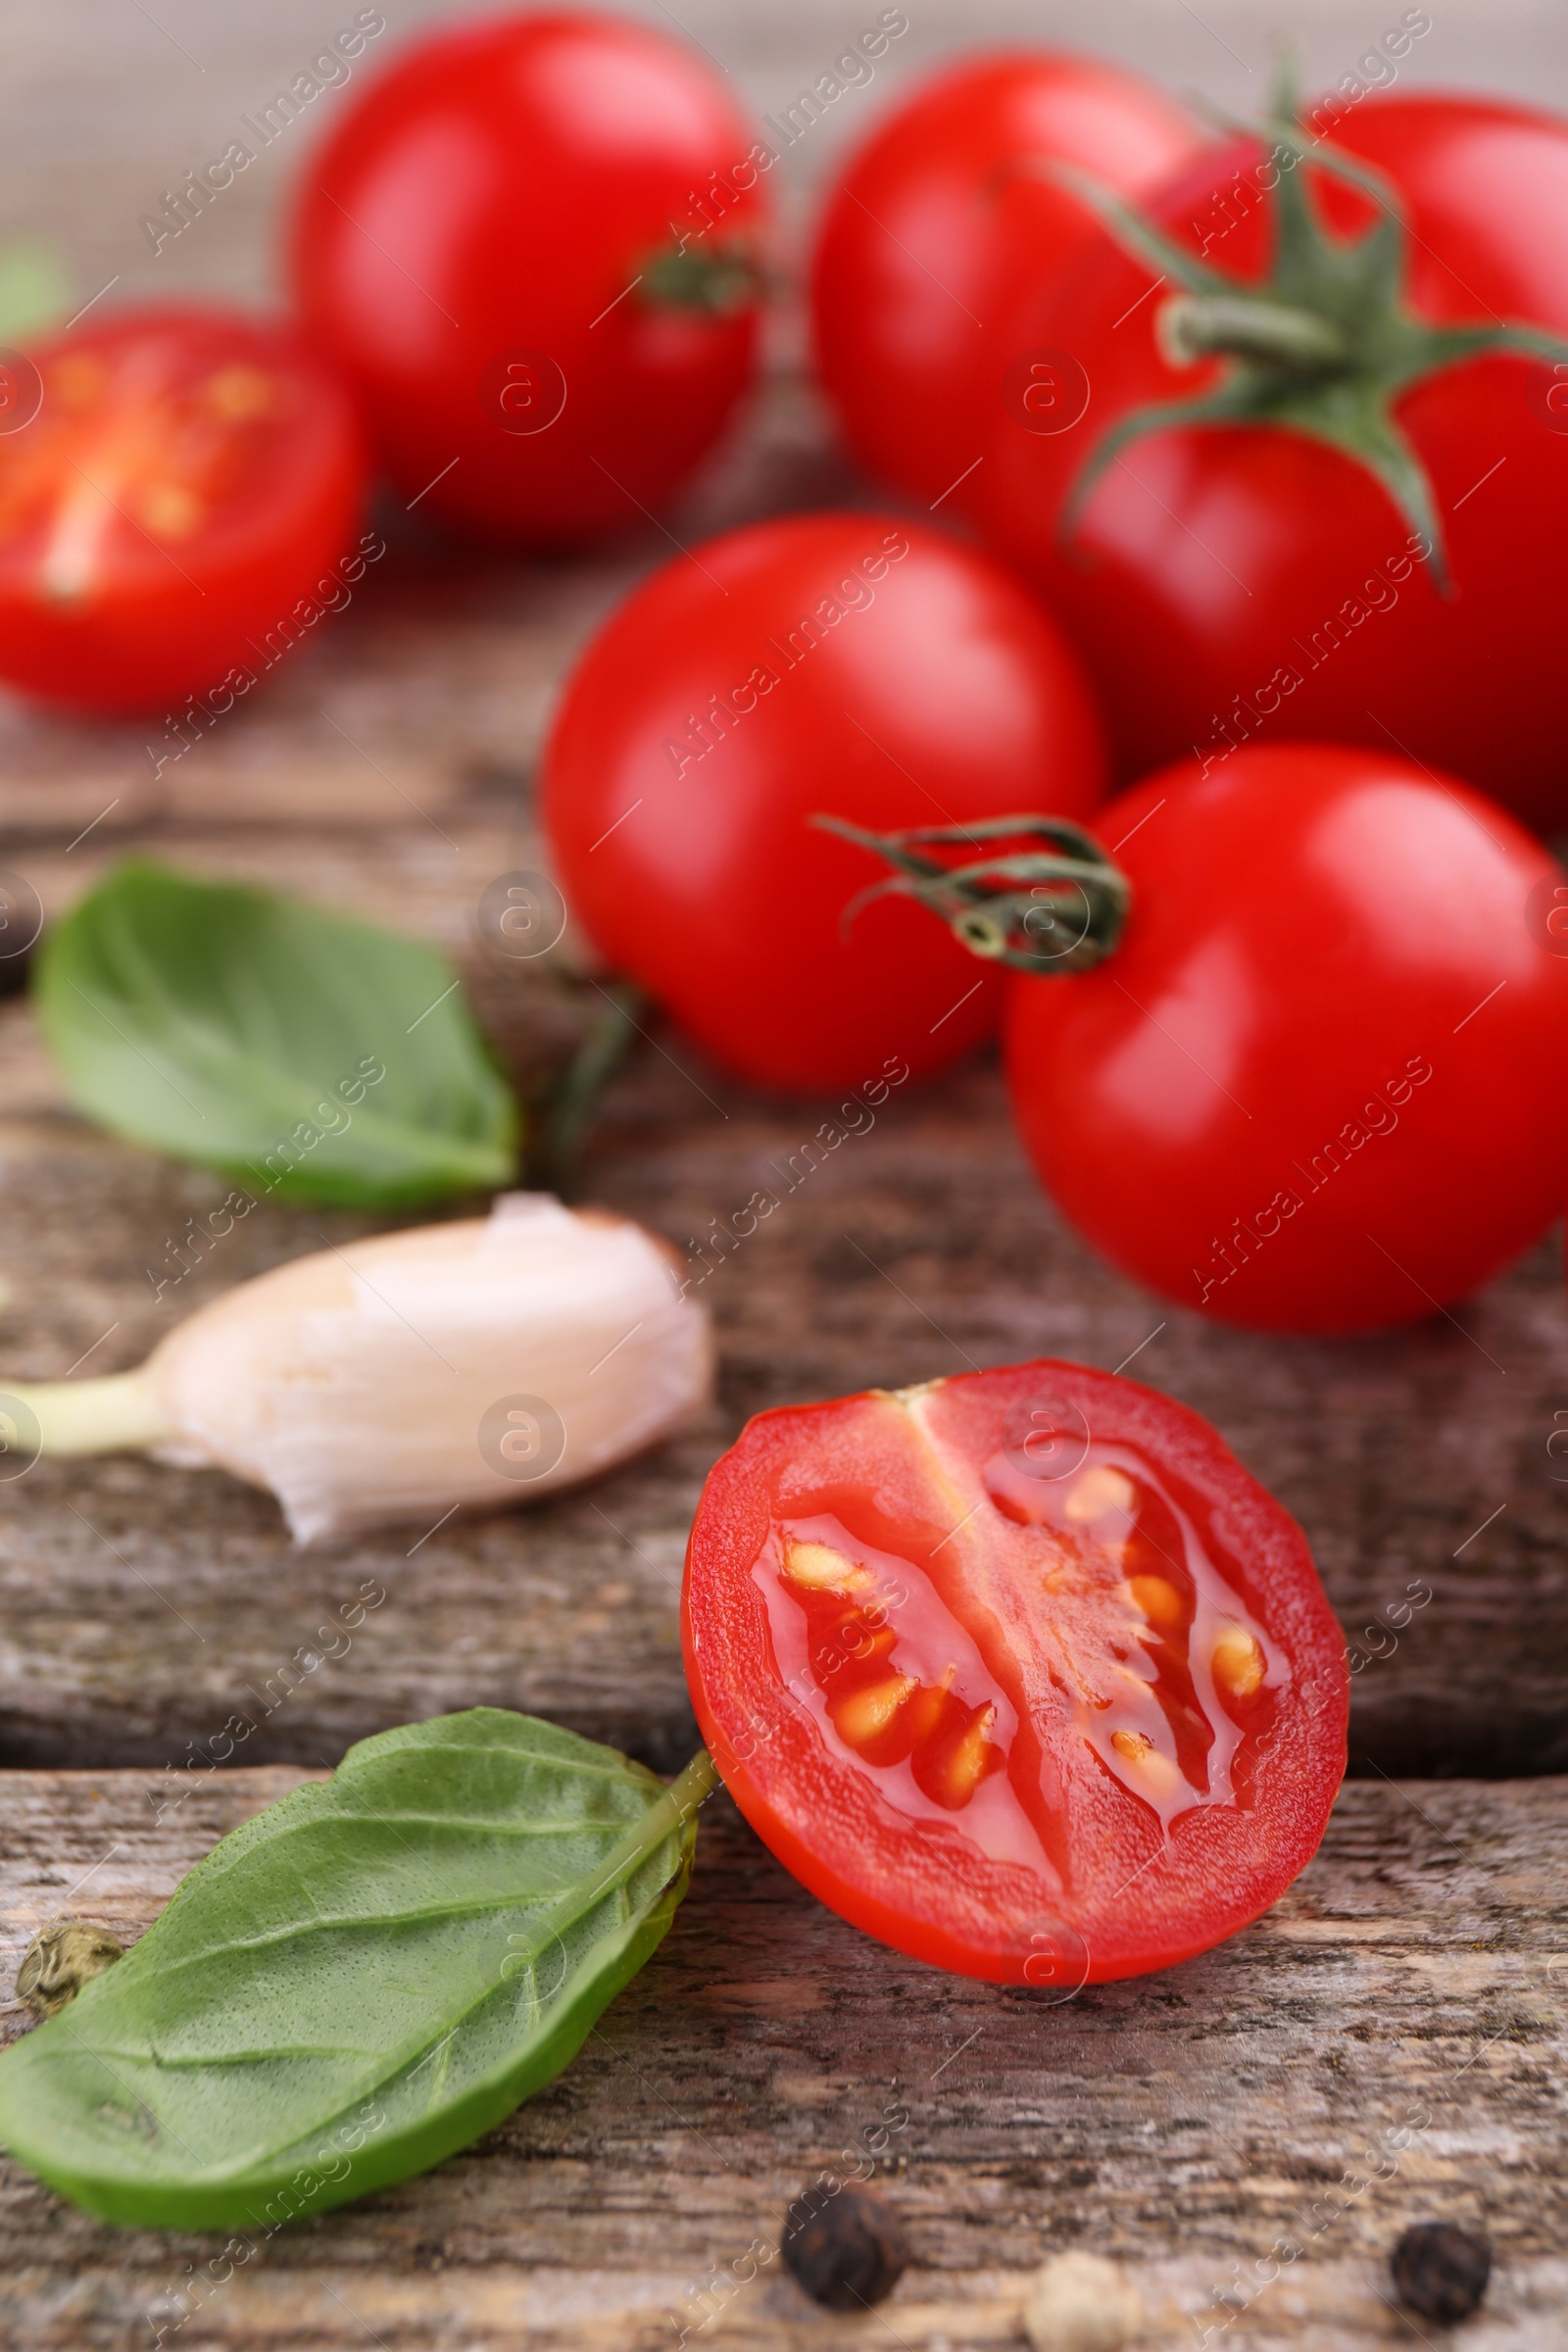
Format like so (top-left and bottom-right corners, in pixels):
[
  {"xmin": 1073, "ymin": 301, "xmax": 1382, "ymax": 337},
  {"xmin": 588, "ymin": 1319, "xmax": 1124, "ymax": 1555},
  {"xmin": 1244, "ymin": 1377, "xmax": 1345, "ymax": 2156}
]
[
  {"xmin": 0, "ymin": 308, "xmax": 366, "ymax": 715},
  {"xmin": 684, "ymin": 1360, "xmax": 1348, "ymax": 1984}
]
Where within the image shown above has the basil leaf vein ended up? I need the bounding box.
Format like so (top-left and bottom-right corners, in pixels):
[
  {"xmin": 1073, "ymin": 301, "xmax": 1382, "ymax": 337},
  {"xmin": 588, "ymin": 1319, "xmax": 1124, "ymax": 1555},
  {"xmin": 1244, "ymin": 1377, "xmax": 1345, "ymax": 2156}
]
[
  {"xmin": 33, "ymin": 858, "xmax": 517, "ymax": 1207},
  {"xmin": 0, "ymin": 1712, "xmax": 709, "ymax": 2230}
]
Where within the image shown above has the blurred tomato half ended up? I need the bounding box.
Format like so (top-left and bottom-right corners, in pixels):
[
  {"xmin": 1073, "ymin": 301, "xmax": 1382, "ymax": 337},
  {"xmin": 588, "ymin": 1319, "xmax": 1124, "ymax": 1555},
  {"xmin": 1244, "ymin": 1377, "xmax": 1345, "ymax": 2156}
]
[{"xmin": 0, "ymin": 307, "xmax": 367, "ymax": 716}]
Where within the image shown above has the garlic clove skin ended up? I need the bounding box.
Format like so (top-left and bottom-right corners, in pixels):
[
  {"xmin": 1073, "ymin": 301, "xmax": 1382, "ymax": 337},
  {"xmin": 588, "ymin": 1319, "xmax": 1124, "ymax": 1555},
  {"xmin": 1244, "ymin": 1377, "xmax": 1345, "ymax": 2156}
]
[
  {"xmin": 140, "ymin": 1195, "xmax": 712, "ymax": 1544},
  {"xmin": 1024, "ymin": 2251, "xmax": 1143, "ymax": 2352}
]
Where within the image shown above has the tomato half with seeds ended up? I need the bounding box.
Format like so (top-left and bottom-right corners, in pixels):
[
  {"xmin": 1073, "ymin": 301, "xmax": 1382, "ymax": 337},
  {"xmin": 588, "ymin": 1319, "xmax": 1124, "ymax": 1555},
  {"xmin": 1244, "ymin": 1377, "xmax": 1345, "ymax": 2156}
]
[
  {"xmin": 0, "ymin": 307, "xmax": 367, "ymax": 715},
  {"xmin": 684, "ymin": 1361, "xmax": 1348, "ymax": 1984}
]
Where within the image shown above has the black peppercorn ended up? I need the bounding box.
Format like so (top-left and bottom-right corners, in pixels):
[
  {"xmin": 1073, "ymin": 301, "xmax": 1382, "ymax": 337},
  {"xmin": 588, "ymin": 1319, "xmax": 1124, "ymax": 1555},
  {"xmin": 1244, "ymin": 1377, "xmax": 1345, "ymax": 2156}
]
[
  {"xmin": 0, "ymin": 940, "xmax": 33, "ymax": 1001},
  {"xmin": 782, "ymin": 2180, "xmax": 909, "ymax": 2311},
  {"xmin": 1391, "ymin": 2222, "xmax": 1492, "ymax": 2323}
]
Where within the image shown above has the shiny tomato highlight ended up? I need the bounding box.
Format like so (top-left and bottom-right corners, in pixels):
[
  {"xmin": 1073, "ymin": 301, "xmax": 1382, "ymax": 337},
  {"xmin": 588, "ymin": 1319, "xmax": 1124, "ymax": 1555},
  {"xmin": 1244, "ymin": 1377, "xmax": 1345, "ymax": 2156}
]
[
  {"xmin": 542, "ymin": 512, "xmax": 1104, "ymax": 1090},
  {"xmin": 290, "ymin": 10, "xmax": 768, "ymax": 548},
  {"xmin": 1001, "ymin": 743, "xmax": 1568, "ymax": 1332},
  {"xmin": 684, "ymin": 1360, "xmax": 1348, "ymax": 1984},
  {"xmin": 811, "ymin": 51, "xmax": 1199, "ymax": 507},
  {"xmin": 0, "ymin": 308, "xmax": 366, "ymax": 715}
]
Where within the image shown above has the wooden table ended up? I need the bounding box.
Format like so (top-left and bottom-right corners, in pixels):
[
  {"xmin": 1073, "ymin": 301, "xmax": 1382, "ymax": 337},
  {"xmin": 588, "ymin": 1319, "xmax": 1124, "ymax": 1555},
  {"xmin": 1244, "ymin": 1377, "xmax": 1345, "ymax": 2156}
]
[
  {"xmin": 3, "ymin": 1769, "xmax": 1566, "ymax": 2348},
  {"xmin": 4, "ymin": 4, "xmax": 1568, "ymax": 2343},
  {"xmin": 3, "ymin": 414, "xmax": 1565, "ymax": 2346}
]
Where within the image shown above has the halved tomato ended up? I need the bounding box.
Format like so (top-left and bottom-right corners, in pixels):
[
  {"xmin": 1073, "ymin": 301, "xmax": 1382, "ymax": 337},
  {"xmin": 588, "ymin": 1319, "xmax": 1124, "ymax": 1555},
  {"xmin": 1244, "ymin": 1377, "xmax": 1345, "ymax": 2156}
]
[
  {"xmin": 0, "ymin": 306, "xmax": 367, "ymax": 715},
  {"xmin": 684, "ymin": 1359, "xmax": 1347, "ymax": 1984}
]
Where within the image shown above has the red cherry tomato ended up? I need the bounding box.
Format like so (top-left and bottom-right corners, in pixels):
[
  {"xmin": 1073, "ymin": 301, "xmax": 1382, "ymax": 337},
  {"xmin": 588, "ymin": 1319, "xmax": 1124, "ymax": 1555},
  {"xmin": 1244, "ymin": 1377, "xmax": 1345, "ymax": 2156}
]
[
  {"xmin": 974, "ymin": 96, "xmax": 1568, "ymax": 827},
  {"xmin": 684, "ymin": 1358, "xmax": 1348, "ymax": 1984},
  {"xmin": 811, "ymin": 53, "xmax": 1198, "ymax": 508},
  {"xmin": 0, "ymin": 308, "xmax": 366, "ymax": 717},
  {"xmin": 290, "ymin": 11, "xmax": 768, "ymax": 548},
  {"xmin": 542, "ymin": 512, "xmax": 1105, "ymax": 1090},
  {"xmin": 998, "ymin": 744, "xmax": 1568, "ymax": 1333}
]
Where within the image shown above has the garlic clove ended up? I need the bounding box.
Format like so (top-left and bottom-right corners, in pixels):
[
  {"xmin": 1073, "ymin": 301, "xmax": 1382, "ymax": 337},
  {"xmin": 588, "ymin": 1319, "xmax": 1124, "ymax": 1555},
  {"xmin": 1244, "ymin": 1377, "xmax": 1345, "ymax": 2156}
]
[
  {"xmin": 139, "ymin": 1194, "xmax": 712, "ymax": 1543},
  {"xmin": 1, "ymin": 1195, "xmax": 712, "ymax": 1544}
]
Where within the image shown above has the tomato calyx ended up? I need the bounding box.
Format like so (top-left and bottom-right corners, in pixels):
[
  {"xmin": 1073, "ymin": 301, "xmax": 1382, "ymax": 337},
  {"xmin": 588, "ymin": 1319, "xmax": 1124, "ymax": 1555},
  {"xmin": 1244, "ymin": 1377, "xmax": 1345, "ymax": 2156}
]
[
  {"xmin": 640, "ymin": 240, "xmax": 768, "ymax": 318},
  {"xmin": 1055, "ymin": 71, "xmax": 1568, "ymax": 589},
  {"xmin": 812, "ymin": 813, "xmax": 1130, "ymax": 974}
]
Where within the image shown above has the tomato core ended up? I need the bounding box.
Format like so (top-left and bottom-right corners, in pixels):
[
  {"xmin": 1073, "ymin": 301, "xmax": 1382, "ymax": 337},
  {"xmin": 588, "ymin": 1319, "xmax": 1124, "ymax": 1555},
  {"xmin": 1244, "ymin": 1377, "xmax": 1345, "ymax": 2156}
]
[
  {"xmin": 760, "ymin": 1428, "xmax": 1281, "ymax": 1864},
  {"xmin": 1, "ymin": 344, "xmax": 285, "ymax": 605}
]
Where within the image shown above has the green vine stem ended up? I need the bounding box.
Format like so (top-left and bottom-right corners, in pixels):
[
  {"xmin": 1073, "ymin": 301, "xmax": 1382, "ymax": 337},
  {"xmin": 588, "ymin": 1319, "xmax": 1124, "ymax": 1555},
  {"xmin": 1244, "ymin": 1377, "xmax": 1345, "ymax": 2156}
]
[
  {"xmin": 812, "ymin": 814, "xmax": 1131, "ymax": 975},
  {"xmin": 540, "ymin": 981, "xmax": 646, "ymax": 1199}
]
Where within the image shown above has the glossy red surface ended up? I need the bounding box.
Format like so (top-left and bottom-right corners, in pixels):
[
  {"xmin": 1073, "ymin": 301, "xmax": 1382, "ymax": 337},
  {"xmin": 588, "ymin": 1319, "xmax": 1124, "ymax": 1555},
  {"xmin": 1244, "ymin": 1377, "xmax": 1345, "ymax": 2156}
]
[
  {"xmin": 0, "ymin": 308, "xmax": 366, "ymax": 715},
  {"xmin": 810, "ymin": 52, "xmax": 1199, "ymax": 507},
  {"xmin": 290, "ymin": 11, "xmax": 767, "ymax": 547},
  {"xmin": 973, "ymin": 97, "xmax": 1568, "ymax": 825},
  {"xmin": 684, "ymin": 1359, "xmax": 1348, "ymax": 1983},
  {"xmin": 542, "ymin": 511, "xmax": 1105, "ymax": 1089},
  {"xmin": 1004, "ymin": 742, "xmax": 1568, "ymax": 1332}
]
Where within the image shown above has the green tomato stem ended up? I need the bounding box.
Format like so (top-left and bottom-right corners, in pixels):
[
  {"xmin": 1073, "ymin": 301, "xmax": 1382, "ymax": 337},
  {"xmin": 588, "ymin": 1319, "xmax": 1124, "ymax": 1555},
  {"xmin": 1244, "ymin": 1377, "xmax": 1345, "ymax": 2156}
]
[
  {"xmin": 639, "ymin": 241, "xmax": 765, "ymax": 317},
  {"xmin": 654, "ymin": 1747, "xmax": 720, "ymax": 1838},
  {"xmin": 1159, "ymin": 290, "xmax": 1347, "ymax": 370},
  {"xmin": 813, "ymin": 812, "xmax": 1132, "ymax": 975},
  {"xmin": 567, "ymin": 1748, "xmax": 718, "ymax": 1920},
  {"xmin": 1057, "ymin": 66, "xmax": 1568, "ymax": 585},
  {"xmin": 1, "ymin": 1368, "xmax": 171, "ymax": 1459}
]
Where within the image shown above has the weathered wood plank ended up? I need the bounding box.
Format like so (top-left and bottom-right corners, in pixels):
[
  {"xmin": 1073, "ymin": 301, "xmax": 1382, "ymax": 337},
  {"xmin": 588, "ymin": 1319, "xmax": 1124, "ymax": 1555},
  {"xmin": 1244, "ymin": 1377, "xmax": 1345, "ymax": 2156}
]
[
  {"xmin": 1, "ymin": 983, "xmax": 1565, "ymax": 1781},
  {"xmin": 1, "ymin": 1767, "xmax": 1565, "ymax": 2347}
]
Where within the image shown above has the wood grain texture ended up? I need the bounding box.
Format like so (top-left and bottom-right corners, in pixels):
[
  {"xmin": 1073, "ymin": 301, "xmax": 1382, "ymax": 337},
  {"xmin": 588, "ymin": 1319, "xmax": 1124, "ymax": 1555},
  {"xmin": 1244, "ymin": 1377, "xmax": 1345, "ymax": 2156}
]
[
  {"xmin": 0, "ymin": 39, "xmax": 1564, "ymax": 1794},
  {"xmin": 1, "ymin": 1765, "xmax": 1565, "ymax": 2348},
  {"xmin": 0, "ymin": 455, "xmax": 1564, "ymax": 1787},
  {"xmin": 0, "ymin": 858, "xmax": 1564, "ymax": 1782},
  {"xmin": 6, "ymin": 2, "xmax": 1568, "ymax": 2339}
]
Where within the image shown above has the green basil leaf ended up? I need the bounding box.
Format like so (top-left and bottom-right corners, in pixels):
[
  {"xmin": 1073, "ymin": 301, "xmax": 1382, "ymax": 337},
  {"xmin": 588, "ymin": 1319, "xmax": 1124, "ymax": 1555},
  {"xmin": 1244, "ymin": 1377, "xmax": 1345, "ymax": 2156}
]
[
  {"xmin": 0, "ymin": 1712, "xmax": 710, "ymax": 2230},
  {"xmin": 0, "ymin": 237, "xmax": 69, "ymax": 343},
  {"xmin": 33, "ymin": 858, "xmax": 517, "ymax": 1207}
]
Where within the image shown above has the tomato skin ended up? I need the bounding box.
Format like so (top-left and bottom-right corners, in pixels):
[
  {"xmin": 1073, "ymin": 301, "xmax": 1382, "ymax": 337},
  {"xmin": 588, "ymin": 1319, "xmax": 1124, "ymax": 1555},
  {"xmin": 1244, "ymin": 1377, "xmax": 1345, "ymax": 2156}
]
[
  {"xmin": 542, "ymin": 512, "xmax": 1105, "ymax": 1090},
  {"xmin": 290, "ymin": 12, "xmax": 767, "ymax": 548},
  {"xmin": 811, "ymin": 53, "xmax": 1198, "ymax": 508},
  {"xmin": 1004, "ymin": 743, "xmax": 1568, "ymax": 1334},
  {"xmin": 683, "ymin": 1359, "xmax": 1348, "ymax": 1984},
  {"xmin": 973, "ymin": 97, "xmax": 1568, "ymax": 826},
  {"xmin": 0, "ymin": 308, "xmax": 366, "ymax": 717}
]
